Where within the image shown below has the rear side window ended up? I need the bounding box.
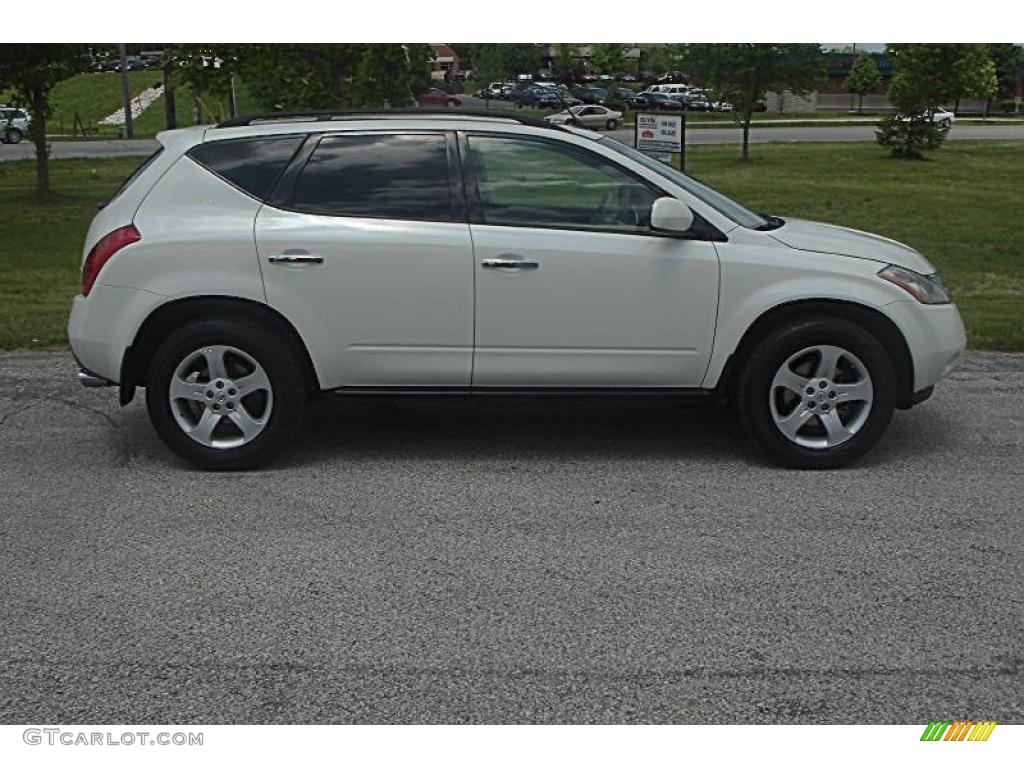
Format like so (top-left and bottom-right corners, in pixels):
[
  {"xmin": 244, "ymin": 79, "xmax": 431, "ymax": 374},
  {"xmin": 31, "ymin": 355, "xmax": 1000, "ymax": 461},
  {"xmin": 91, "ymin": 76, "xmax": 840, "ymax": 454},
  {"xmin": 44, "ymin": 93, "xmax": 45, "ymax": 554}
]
[
  {"xmin": 286, "ymin": 134, "xmax": 452, "ymax": 221},
  {"xmin": 188, "ymin": 136, "xmax": 304, "ymax": 200}
]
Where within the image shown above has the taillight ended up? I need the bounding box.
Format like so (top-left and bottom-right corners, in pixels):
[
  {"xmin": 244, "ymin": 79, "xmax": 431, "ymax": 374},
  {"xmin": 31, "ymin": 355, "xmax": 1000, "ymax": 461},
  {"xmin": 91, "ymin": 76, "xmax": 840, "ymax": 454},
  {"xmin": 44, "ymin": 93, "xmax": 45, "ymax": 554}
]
[{"xmin": 82, "ymin": 224, "xmax": 141, "ymax": 296}]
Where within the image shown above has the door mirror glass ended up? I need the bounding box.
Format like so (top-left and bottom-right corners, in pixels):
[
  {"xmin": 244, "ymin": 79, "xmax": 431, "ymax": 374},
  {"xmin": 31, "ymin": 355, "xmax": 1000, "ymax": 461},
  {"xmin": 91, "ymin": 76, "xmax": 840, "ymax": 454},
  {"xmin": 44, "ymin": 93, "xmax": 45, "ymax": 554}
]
[{"xmin": 650, "ymin": 197, "xmax": 694, "ymax": 233}]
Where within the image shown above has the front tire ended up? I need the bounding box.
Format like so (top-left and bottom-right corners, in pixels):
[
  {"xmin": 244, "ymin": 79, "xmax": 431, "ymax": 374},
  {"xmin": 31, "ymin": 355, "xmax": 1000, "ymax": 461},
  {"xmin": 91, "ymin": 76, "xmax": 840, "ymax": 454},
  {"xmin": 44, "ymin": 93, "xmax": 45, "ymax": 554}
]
[
  {"xmin": 4, "ymin": 128, "xmax": 23, "ymax": 144},
  {"xmin": 605, "ymin": 118, "xmax": 619, "ymax": 130},
  {"xmin": 145, "ymin": 318, "xmax": 307, "ymax": 470},
  {"xmin": 738, "ymin": 317, "xmax": 897, "ymax": 469}
]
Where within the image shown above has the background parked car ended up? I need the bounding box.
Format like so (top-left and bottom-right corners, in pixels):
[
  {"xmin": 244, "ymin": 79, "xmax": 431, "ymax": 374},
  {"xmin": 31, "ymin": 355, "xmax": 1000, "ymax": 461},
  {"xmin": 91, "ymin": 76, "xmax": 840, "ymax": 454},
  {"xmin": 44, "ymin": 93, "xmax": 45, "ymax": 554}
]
[
  {"xmin": 0, "ymin": 106, "xmax": 31, "ymax": 143},
  {"xmin": 544, "ymin": 104, "xmax": 624, "ymax": 130},
  {"xmin": 629, "ymin": 92, "xmax": 683, "ymax": 111},
  {"xmin": 417, "ymin": 88, "xmax": 462, "ymax": 107},
  {"xmin": 570, "ymin": 86, "xmax": 609, "ymax": 105}
]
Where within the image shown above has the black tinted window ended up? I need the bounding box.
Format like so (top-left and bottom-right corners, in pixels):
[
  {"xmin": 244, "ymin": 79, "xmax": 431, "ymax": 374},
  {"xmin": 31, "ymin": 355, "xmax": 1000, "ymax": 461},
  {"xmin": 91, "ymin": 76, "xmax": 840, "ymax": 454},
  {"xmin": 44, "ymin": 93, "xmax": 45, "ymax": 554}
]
[
  {"xmin": 189, "ymin": 136, "xmax": 303, "ymax": 200},
  {"xmin": 288, "ymin": 134, "xmax": 452, "ymax": 221}
]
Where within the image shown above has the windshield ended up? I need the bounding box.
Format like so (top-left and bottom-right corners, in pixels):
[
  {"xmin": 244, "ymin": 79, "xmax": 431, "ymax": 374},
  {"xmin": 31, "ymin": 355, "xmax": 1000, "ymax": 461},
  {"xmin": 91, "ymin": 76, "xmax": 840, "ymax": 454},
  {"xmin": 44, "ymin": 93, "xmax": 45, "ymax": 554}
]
[{"xmin": 598, "ymin": 138, "xmax": 769, "ymax": 229}]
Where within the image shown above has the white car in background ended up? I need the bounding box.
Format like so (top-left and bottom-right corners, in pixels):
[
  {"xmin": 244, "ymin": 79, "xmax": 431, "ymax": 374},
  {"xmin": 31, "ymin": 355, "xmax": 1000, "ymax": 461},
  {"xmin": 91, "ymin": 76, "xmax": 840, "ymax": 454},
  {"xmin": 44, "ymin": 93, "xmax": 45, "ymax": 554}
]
[
  {"xmin": 929, "ymin": 106, "xmax": 955, "ymax": 126},
  {"xmin": 898, "ymin": 106, "xmax": 955, "ymax": 127},
  {"xmin": 545, "ymin": 105, "xmax": 623, "ymax": 130},
  {"xmin": 68, "ymin": 111, "xmax": 965, "ymax": 470},
  {"xmin": 0, "ymin": 105, "xmax": 31, "ymax": 143}
]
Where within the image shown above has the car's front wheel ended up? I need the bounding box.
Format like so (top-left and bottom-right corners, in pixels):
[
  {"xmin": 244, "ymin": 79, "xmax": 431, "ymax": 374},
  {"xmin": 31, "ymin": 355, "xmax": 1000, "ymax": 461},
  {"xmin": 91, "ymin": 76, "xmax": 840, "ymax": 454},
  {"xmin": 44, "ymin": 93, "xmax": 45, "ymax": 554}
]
[
  {"xmin": 3, "ymin": 128, "xmax": 23, "ymax": 144},
  {"xmin": 738, "ymin": 317, "xmax": 897, "ymax": 468},
  {"xmin": 145, "ymin": 319, "xmax": 307, "ymax": 470},
  {"xmin": 605, "ymin": 118, "xmax": 619, "ymax": 130}
]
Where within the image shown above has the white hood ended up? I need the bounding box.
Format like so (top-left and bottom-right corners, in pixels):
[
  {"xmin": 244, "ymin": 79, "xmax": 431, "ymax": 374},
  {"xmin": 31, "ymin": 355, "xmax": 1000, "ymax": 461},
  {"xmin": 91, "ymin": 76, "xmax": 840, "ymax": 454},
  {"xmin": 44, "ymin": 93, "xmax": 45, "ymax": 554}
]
[{"xmin": 769, "ymin": 218, "xmax": 936, "ymax": 274}]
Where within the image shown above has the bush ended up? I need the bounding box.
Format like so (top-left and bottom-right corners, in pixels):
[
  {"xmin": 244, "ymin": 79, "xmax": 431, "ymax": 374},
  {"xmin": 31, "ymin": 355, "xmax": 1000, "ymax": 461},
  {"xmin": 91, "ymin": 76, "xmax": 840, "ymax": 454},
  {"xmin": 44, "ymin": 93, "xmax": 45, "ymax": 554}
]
[{"xmin": 875, "ymin": 114, "xmax": 951, "ymax": 159}]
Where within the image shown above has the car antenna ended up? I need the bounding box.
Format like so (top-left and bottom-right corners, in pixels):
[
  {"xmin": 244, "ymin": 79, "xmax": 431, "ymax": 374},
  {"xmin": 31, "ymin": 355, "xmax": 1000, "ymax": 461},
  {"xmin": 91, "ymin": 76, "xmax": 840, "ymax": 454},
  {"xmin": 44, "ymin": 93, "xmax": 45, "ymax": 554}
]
[{"xmin": 552, "ymin": 84, "xmax": 578, "ymax": 126}]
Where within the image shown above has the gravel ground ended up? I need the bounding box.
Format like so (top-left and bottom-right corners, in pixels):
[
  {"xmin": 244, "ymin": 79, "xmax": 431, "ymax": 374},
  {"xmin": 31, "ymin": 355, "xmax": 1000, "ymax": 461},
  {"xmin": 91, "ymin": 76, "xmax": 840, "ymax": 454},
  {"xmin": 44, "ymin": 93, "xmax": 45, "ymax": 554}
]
[{"xmin": 0, "ymin": 349, "xmax": 1021, "ymax": 723}]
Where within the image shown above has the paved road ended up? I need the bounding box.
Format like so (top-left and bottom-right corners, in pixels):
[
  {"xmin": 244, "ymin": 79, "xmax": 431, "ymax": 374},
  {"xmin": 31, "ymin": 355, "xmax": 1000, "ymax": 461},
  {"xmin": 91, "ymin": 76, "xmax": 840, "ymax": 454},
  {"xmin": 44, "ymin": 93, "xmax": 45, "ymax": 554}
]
[
  {"xmin": 1, "ymin": 123, "xmax": 1021, "ymax": 162},
  {"xmin": 0, "ymin": 349, "xmax": 1021, "ymax": 723}
]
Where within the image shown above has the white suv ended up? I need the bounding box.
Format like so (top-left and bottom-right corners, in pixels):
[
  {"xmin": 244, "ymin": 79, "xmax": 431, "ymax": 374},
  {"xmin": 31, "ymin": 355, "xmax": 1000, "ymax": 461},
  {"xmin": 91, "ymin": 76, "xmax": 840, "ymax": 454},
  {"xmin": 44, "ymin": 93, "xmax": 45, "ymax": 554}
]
[{"xmin": 69, "ymin": 111, "xmax": 966, "ymax": 470}]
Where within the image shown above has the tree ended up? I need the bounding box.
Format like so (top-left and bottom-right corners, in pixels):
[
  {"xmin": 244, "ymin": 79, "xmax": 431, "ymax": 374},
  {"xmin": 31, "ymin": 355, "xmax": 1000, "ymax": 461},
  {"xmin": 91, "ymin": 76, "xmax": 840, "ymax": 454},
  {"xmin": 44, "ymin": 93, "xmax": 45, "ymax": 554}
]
[
  {"xmin": 590, "ymin": 44, "xmax": 627, "ymax": 77},
  {"xmin": 951, "ymin": 44, "xmax": 997, "ymax": 115},
  {"xmin": 550, "ymin": 44, "xmax": 584, "ymax": 83},
  {"xmin": 686, "ymin": 44, "xmax": 824, "ymax": 161},
  {"xmin": 844, "ymin": 53, "xmax": 881, "ymax": 114},
  {"xmin": 988, "ymin": 43, "xmax": 1024, "ymax": 105},
  {"xmin": 0, "ymin": 44, "xmax": 89, "ymax": 194},
  {"xmin": 351, "ymin": 44, "xmax": 430, "ymax": 108},
  {"xmin": 229, "ymin": 44, "xmax": 425, "ymax": 112},
  {"xmin": 642, "ymin": 44, "xmax": 684, "ymax": 79},
  {"xmin": 875, "ymin": 44, "xmax": 992, "ymax": 158}
]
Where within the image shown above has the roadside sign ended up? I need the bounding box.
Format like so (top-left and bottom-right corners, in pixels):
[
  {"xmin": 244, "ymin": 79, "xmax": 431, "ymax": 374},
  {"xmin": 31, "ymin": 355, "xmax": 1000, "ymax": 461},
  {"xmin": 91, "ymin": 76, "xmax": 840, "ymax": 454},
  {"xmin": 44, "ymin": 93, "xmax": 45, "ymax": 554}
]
[{"xmin": 634, "ymin": 112, "xmax": 686, "ymax": 171}]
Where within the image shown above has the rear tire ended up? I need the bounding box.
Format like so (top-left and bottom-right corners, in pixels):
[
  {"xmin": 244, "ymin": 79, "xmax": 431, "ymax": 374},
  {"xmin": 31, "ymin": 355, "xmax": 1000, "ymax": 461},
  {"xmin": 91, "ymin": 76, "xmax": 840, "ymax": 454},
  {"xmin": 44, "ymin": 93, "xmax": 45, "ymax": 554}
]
[
  {"xmin": 738, "ymin": 316, "xmax": 897, "ymax": 469},
  {"xmin": 145, "ymin": 318, "xmax": 307, "ymax": 470},
  {"xmin": 4, "ymin": 128, "xmax": 23, "ymax": 144}
]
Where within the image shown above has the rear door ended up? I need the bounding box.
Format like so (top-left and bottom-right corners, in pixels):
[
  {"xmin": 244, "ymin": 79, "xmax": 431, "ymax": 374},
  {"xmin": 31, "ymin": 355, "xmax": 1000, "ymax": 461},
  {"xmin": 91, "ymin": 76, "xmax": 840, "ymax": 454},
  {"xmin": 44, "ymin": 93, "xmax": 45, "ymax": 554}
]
[{"xmin": 256, "ymin": 130, "xmax": 474, "ymax": 389}]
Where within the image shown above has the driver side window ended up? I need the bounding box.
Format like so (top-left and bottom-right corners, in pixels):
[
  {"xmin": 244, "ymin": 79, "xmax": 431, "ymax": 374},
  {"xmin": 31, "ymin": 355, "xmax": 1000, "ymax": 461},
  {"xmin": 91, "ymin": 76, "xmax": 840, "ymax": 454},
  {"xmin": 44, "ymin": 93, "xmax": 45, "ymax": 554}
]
[{"xmin": 466, "ymin": 135, "xmax": 661, "ymax": 234}]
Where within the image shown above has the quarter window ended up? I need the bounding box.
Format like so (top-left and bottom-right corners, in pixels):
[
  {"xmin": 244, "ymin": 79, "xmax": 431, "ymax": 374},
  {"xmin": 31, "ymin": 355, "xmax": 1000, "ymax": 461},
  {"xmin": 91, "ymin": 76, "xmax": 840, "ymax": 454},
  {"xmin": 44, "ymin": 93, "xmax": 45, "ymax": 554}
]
[
  {"xmin": 466, "ymin": 136, "xmax": 660, "ymax": 233},
  {"xmin": 189, "ymin": 136, "xmax": 304, "ymax": 200},
  {"xmin": 288, "ymin": 134, "xmax": 453, "ymax": 221}
]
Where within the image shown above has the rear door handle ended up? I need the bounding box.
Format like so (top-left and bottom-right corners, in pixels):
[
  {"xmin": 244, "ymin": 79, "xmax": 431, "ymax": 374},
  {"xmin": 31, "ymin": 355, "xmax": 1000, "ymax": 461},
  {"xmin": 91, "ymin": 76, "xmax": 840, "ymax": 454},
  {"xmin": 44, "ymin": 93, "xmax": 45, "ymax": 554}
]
[
  {"xmin": 268, "ymin": 254, "xmax": 324, "ymax": 264},
  {"xmin": 481, "ymin": 258, "xmax": 539, "ymax": 270}
]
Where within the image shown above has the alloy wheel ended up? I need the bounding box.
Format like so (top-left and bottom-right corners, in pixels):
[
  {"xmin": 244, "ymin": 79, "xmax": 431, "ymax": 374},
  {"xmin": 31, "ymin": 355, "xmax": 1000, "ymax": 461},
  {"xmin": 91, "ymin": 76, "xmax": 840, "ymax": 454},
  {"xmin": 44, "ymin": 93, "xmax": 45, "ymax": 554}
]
[
  {"xmin": 768, "ymin": 344, "xmax": 874, "ymax": 450},
  {"xmin": 169, "ymin": 345, "xmax": 274, "ymax": 449}
]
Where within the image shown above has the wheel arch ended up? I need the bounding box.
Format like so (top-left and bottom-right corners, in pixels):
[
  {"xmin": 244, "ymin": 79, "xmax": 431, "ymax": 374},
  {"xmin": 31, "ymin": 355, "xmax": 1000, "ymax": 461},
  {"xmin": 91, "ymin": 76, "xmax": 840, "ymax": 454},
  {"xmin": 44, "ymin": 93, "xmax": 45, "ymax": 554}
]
[
  {"xmin": 120, "ymin": 296, "xmax": 321, "ymax": 405},
  {"xmin": 716, "ymin": 299, "xmax": 916, "ymax": 410}
]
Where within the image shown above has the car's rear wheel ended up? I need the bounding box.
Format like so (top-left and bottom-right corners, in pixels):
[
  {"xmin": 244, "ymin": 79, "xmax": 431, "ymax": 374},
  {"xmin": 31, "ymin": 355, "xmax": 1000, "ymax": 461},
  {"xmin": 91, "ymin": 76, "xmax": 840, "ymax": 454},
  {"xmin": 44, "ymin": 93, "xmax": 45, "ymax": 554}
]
[
  {"xmin": 145, "ymin": 319, "xmax": 307, "ymax": 470},
  {"xmin": 738, "ymin": 317, "xmax": 897, "ymax": 469},
  {"xmin": 606, "ymin": 118, "xmax": 619, "ymax": 130},
  {"xmin": 4, "ymin": 128, "xmax": 23, "ymax": 144}
]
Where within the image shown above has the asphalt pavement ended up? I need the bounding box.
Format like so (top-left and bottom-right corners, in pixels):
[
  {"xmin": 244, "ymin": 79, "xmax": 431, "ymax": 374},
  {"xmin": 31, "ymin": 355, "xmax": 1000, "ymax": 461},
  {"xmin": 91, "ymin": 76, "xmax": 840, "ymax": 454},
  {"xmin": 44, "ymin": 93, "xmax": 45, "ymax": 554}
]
[
  {"xmin": 0, "ymin": 349, "xmax": 1021, "ymax": 723},
  {"xmin": 1, "ymin": 122, "xmax": 1021, "ymax": 162}
]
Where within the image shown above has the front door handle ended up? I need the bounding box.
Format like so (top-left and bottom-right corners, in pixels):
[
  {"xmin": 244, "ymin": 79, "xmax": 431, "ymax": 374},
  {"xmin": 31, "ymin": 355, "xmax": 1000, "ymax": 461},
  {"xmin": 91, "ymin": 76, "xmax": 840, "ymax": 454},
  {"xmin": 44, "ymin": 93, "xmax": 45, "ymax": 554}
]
[
  {"xmin": 268, "ymin": 253, "xmax": 324, "ymax": 264},
  {"xmin": 481, "ymin": 258, "xmax": 539, "ymax": 270}
]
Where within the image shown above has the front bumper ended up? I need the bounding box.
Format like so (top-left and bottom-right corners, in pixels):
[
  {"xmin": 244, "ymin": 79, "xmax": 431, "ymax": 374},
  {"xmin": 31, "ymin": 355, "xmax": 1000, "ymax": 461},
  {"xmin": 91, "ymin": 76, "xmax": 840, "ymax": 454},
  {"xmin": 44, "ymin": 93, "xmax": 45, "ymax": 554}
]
[{"xmin": 883, "ymin": 300, "xmax": 967, "ymax": 394}]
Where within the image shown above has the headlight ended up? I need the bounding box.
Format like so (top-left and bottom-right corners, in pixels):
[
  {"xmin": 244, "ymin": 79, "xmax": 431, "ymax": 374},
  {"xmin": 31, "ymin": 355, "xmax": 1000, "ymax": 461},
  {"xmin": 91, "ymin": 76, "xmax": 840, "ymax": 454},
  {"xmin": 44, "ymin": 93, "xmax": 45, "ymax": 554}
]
[{"xmin": 878, "ymin": 265, "xmax": 951, "ymax": 304}]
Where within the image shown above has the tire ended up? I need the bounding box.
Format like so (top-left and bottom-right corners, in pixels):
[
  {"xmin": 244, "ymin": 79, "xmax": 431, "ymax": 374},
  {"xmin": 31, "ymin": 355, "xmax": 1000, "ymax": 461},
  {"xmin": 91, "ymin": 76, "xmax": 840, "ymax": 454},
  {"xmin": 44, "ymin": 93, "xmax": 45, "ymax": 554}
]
[
  {"xmin": 145, "ymin": 318, "xmax": 307, "ymax": 470},
  {"xmin": 5, "ymin": 128, "xmax": 23, "ymax": 144},
  {"xmin": 605, "ymin": 118, "xmax": 619, "ymax": 130},
  {"xmin": 446, "ymin": 99, "xmax": 458, "ymax": 108},
  {"xmin": 737, "ymin": 316, "xmax": 897, "ymax": 469}
]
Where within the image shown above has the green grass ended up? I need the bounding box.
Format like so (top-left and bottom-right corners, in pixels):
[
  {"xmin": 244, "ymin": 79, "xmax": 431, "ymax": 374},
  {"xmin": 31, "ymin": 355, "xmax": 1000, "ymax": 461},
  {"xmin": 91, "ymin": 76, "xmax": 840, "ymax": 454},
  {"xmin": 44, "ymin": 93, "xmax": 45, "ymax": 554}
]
[
  {"xmin": 682, "ymin": 141, "xmax": 1024, "ymax": 350},
  {"xmin": 2, "ymin": 72, "xmax": 261, "ymax": 139},
  {"xmin": 0, "ymin": 156, "xmax": 145, "ymax": 348},
  {"xmin": 2, "ymin": 71, "xmax": 161, "ymax": 137},
  {"xmin": 0, "ymin": 141, "xmax": 1020, "ymax": 351}
]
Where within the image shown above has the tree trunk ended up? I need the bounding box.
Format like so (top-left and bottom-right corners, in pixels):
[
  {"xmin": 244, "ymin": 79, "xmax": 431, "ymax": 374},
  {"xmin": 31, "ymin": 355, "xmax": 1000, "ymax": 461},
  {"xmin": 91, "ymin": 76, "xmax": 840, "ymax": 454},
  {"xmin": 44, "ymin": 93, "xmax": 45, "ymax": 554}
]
[
  {"xmin": 164, "ymin": 60, "xmax": 177, "ymax": 130},
  {"xmin": 954, "ymin": 97, "xmax": 960, "ymax": 115},
  {"xmin": 741, "ymin": 112, "xmax": 751, "ymax": 162},
  {"xmin": 30, "ymin": 88, "xmax": 49, "ymax": 196},
  {"xmin": 858, "ymin": 93, "xmax": 864, "ymax": 115}
]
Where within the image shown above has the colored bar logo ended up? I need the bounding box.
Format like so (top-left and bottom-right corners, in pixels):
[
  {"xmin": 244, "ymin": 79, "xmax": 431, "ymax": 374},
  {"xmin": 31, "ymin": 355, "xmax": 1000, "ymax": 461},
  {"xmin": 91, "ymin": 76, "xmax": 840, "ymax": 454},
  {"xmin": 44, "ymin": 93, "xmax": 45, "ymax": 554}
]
[{"xmin": 920, "ymin": 721, "xmax": 997, "ymax": 741}]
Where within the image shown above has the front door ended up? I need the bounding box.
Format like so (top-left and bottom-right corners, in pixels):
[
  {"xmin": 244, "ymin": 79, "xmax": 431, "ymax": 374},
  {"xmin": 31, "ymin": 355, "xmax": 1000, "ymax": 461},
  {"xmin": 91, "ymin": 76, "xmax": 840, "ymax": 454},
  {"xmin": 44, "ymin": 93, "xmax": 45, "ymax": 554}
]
[{"xmin": 463, "ymin": 133, "xmax": 720, "ymax": 387}]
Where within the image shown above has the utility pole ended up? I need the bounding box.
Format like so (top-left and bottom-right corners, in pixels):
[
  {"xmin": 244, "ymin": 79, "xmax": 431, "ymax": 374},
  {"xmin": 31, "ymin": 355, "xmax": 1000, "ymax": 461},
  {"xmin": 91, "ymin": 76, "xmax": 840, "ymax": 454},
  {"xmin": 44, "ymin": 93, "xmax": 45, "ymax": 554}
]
[{"xmin": 118, "ymin": 43, "xmax": 134, "ymax": 139}]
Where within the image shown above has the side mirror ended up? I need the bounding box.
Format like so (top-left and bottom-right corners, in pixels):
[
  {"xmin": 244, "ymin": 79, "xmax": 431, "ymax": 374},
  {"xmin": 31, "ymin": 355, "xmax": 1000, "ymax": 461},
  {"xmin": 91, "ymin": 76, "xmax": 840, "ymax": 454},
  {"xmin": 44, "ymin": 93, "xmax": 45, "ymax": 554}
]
[{"xmin": 650, "ymin": 197, "xmax": 694, "ymax": 233}]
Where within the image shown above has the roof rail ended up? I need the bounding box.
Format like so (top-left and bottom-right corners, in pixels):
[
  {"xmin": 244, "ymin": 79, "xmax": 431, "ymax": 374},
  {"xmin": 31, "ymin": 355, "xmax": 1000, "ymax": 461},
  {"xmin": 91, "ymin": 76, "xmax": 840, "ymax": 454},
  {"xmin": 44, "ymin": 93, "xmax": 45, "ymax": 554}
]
[{"xmin": 215, "ymin": 108, "xmax": 567, "ymax": 131}]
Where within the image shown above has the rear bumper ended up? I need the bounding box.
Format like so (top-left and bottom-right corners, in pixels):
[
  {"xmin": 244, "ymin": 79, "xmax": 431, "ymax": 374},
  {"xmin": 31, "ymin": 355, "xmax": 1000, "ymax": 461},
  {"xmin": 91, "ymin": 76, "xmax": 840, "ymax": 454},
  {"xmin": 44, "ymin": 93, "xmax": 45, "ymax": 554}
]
[{"xmin": 68, "ymin": 284, "xmax": 163, "ymax": 385}]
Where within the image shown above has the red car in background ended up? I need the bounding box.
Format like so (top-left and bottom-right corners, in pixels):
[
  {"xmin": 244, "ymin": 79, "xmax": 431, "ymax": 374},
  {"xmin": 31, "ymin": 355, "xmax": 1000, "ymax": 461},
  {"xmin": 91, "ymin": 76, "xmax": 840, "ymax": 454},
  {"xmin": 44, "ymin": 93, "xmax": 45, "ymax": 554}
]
[{"xmin": 417, "ymin": 88, "xmax": 462, "ymax": 107}]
